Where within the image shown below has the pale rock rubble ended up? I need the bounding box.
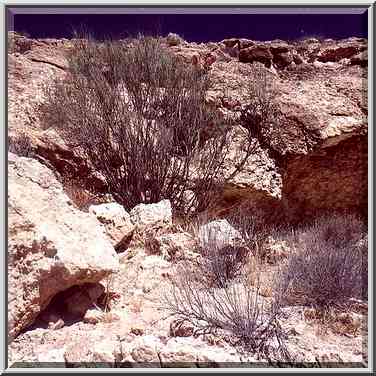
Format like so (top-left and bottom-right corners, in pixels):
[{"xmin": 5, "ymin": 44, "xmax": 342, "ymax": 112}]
[
  {"xmin": 130, "ymin": 199, "xmax": 173, "ymax": 229},
  {"xmin": 89, "ymin": 202, "xmax": 135, "ymax": 250}
]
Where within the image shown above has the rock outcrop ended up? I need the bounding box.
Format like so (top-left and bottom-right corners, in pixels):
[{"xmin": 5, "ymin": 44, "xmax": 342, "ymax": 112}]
[
  {"xmin": 8, "ymin": 241, "xmax": 367, "ymax": 367},
  {"xmin": 7, "ymin": 32, "xmax": 368, "ymax": 368},
  {"xmin": 8, "ymin": 153, "xmax": 119, "ymax": 340},
  {"xmin": 7, "ymin": 32, "xmax": 368, "ymax": 221}
]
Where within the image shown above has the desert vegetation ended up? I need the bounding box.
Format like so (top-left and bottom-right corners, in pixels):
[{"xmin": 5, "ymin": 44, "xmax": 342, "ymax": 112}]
[
  {"xmin": 39, "ymin": 34, "xmax": 280, "ymax": 217},
  {"xmin": 8, "ymin": 132, "xmax": 34, "ymax": 158},
  {"xmin": 162, "ymin": 209, "xmax": 367, "ymax": 362},
  {"xmin": 40, "ymin": 35, "xmax": 263, "ymax": 216},
  {"xmin": 9, "ymin": 30, "xmax": 368, "ymax": 367},
  {"xmin": 275, "ymin": 213, "xmax": 367, "ymax": 309}
]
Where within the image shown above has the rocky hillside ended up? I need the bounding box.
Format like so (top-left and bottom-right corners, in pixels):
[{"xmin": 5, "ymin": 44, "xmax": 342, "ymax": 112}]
[
  {"xmin": 8, "ymin": 154, "xmax": 367, "ymax": 367},
  {"xmin": 8, "ymin": 31, "xmax": 368, "ymax": 220},
  {"xmin": 7, "ymin": 33, "xmax": 368, "ymax": 367}
]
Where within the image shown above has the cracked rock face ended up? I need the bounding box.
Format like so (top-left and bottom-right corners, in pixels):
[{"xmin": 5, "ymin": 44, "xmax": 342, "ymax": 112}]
[{"xmin": 8, "ymin": 153, "xmax": 119, "ymax": 340}]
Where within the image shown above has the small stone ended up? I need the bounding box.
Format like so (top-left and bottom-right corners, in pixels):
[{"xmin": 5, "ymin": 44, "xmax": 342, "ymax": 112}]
[
  {"xmin": 198, "ymin": 220, "xmax": 243, "ymax": 249},
  {"xmin": 83, "ymin": 308, "xmax": 103, "ymax": 324},
  {"xmin": 89, "ymin": 202, "xmax": 135, "ymax": 250}
]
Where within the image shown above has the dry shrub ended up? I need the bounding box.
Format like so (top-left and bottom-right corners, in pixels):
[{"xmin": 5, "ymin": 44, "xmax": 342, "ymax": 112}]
[
  {"xmin": 163, "ymin": 262, "xmax": 290, "ymax": 361},
  {"xmin": 199, "ymin": 242, "xmax": 250, "ymax": 288},
  {"xmin": 227, "ymin": 205, "xmax": 289, "ymax": 262},
  {"xmin": 275, "ymin": 213, "xmax": 367, "ymax": 310},
  {"xmin": 163, "ymin": 221, "xmax": 290, "ymax": 361},
  {"xmin": 303, "ymin": 307, "xmax": 362, "ymax": 338},
  {"xmin": 40, "ymin": 34, "xmax": 272, "ymax": 216},
  {"xmin": 97, "ymin": 274, "xmax": 120, "ymax": 313},
  {"xmin": 239, "ymin": 64, "xmax": 280, "ymax": 153},
  {"xmin": 329, "ymin": 312, "xmax": 362, "ymax": 337},
  {"xmin": 39, "ymin": 34, "xmax": 235, "ymax": 215}
]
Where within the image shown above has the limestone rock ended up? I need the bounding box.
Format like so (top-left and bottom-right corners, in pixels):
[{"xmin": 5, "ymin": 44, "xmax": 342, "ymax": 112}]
[
  {"xmin": 36, "ymin": 348, "xmax": 66, "ymax": 363},
  {"xmin": 8, "ymin": 154, "xmax": 119, "ymax": 340},
  {"xmin": 64, "ymin": 338, "xmax": 122, "ymax": 365},
  {"xmin": 293, "ymin": 53, "xmax": 304, "ymax": 65},
  {"xmin": 273, "ymin": 51, "xmax": 294, "ymax": 69},
  {"xmin": 130, "ymin": 200, "xmax": 172, "ymax": 229},
  {"xmin": 89, "ymin": 202, "xmax": 135, "ymax": 250},
  {"xmin": 350, "ymin": 51, "xmax": 368, "ymax": 67},
  {"xmin": 83, "ymin": 308, "xmax": 103, "ymax": 324},
  {"xmin": 198, "ymin": 220, "xmax": 243, "ymax": 249},
  {"xmin": 127, "ymin": 335, "xmax": 162, "ymax": 363},
  {"xmin": 170, "ymin": 319, "xmax": 195, "ymax": 338},
  {"xmin": 166, "ymin": 32, "xmax": 183, "ymax": 46},
  {"xmin": 317, "ymin": 44, "xmax": 361, "ymax": 63}
]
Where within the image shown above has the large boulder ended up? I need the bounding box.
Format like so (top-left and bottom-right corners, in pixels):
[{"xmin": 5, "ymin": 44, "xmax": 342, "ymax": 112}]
[
  {"xmin": 271, "ymin": 63, "xmax": 367, "ymax": 219},
  {"xmin": 89, "ymin": 202, "xmax": 135, "ymax": 250},
  {"xmin": 351, "ymin": 51, "xmax": 368, "ymax": 67},
  {"xmin": 166, "ymin": 32, "xmax": 183, "ymax": 47},
  {"xmin": 120, "ymin": 335, "xmax": 246, "ymax": 366},
  {"xmin": 239, "ymin": 45, "xmax": 273, "ymax": 67},
  {"xmin": 8, "ymin": 154, "xmax": 119, "ymax": 340},
  {"xmin": 8, "ymin": 34, "xmax": 106, "ymax": 194},
  {"xmin": 272, "ymin": 51, "xmax": 294, "ymax": 69}
]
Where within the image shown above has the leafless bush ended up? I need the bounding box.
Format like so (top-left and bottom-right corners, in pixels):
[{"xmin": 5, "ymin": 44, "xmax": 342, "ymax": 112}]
[
  {"xmin": 8, "ymin": 133, "xmax": 34, "ymax": 157},
  {"xmin": 39, "ymin": 35, "xmax": 238, "ymax": 215},
  {"xmin": 275, "ymin": 214, "xmax": 367, "ymax": 310},
  {"xmin": 199, "ymin": 243, "xmax": 250, "ymax": 288},
  {"xmin": 227, "ymin": 205, "xmax": 288, "ymax": 261},
  {"xmin": 239, "ymin": 65, "xmax": 280, "ymax": 154},
  {"xmin": 163, "ymin": 262, "xmax": 290, "ymax": 361}
]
